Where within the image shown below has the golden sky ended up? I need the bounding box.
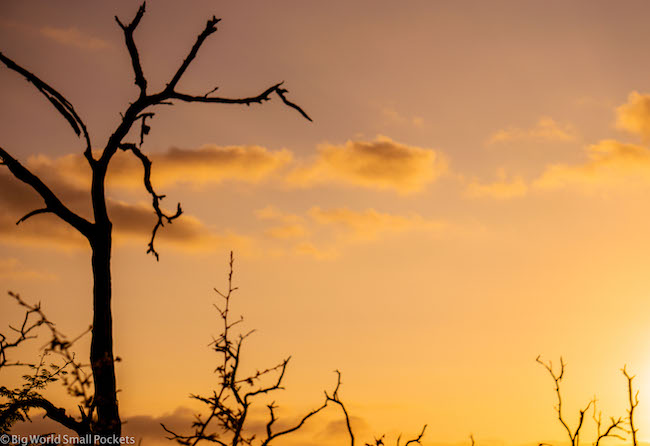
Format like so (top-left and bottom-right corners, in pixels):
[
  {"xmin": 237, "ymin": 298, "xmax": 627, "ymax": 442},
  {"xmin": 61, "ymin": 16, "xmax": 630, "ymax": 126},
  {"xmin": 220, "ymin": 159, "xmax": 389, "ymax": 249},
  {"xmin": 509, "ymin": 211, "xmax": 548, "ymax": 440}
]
[{"xmin": 2, "ymin": 1, "xmax": 650, "ymax": 445}]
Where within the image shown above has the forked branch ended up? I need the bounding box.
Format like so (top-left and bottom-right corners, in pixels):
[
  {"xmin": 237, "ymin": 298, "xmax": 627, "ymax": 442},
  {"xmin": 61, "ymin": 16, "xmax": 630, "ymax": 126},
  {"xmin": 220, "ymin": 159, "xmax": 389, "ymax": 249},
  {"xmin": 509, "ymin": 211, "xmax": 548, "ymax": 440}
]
[
  {"xmin": 0, "ymin": 147, "xmax": 92, "ymax": 237},
  {"xmin": 115, "ymin": 2, "xmax": 147, "ymax": 95},
  {"xmin": 536, "ymin": 356, "xmax": 591, "ymax": 446},
  {"xmin": 622, "ymin": 366, "xmax": 639, "ymax": 446}
]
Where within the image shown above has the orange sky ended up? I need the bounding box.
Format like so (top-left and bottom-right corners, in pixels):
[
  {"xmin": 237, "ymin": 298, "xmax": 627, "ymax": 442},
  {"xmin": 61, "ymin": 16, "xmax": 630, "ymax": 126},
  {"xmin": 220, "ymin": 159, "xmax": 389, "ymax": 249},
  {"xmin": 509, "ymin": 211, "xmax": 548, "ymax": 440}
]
[{"xmin": 2, "ymin": 1, "xmax": 650, "ymax": 445}]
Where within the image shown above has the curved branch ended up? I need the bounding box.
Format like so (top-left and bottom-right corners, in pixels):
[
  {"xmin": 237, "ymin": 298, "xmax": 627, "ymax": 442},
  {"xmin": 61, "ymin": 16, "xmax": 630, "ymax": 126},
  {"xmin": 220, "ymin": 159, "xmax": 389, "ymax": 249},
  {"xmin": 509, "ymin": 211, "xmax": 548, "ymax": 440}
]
[
  {"xmin": 0, "ymin": 397, "xmax": 88, "ymax": 436},
  {"xmin": 16, "ymin": 208, "xmax": 53, "ymax": 225},
  {"xmin": 0, "ymin": 53, "xmax": 93, "ymax": 163},
  {"xmin": 118, "ymin": 143, "xmax": 182, "ymax": 260},
  {"xmin": 0, "ymin": 146, "xmax": 93, "ymax": 238},
  {"xmin": 404, "ymin": 425, "xmax": 428, "ymax": 446},
  {"xmin": 325, "ymin": 370, "xmax": 355, "ymax": 446}
]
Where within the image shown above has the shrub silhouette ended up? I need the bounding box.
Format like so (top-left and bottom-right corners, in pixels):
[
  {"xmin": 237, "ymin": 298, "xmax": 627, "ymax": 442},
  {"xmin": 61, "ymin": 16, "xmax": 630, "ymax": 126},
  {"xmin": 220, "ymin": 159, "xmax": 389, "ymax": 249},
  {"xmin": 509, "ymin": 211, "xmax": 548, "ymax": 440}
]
[{"xmin": 0, "ymin": 254, "xmax": 428, "ymax": 446}]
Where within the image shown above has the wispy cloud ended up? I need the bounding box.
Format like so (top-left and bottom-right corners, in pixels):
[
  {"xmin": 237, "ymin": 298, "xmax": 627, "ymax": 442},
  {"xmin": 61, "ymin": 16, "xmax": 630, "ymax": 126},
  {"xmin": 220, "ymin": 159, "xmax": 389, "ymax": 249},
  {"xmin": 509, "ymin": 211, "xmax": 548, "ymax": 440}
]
[
  {"xmin": 381, "ymin": 107, "xmax": 425, "ymax": 128},
  {"xmin": 28, "ymin": 145, "xmax": 292, "ymax": 190},
  {"xmin": 0, "ymin": 258, "xmax": 56, "ymax": 280},
  {"xmin": 465, "ymin": 169, "xmax": 528, "ymax": 199},
  {"xmin": 255, "ymin": 206, "xmax": 448, "ymax": 259},
  {"xmin": 616, "ymin": 91, "xmax": 650, "ymax": 141},
  {"xmin": 0, "ymin": 171, "xmax": 248, "ymax": 254},
  {"xmin": 487, "ymin": 117, "xmax": 577, "ymax": 145},
  {"xmin": 287, "ymin": 136, "xmax": 446, "ymax": 194},
  {"xmin": 534, "ymin": 140, "xmax": 650, "ymax": 191},
  {"xmin": 40, "ymin": 26, "xmax": 111, "ymax": 51},
  {"xmin": 308, "ymin": 207, "xmax": 446, "ymax": 241},
  {"xmin": 256, "ymin": 206, "xmax": 309, "ymax": 240}
]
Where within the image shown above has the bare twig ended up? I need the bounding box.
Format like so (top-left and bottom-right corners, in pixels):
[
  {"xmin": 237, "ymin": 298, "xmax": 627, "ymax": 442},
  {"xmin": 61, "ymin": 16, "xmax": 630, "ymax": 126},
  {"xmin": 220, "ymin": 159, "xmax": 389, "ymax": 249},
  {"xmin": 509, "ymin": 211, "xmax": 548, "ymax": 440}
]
[
  {"xmin": 325, "ymin": 370, "xmax": 355, "ymax": 446},
  {"xmin": 622, "ymin": 366, "xmax": 639, "ymax": 446},
  {"xmin": 537, "ymin": 356, "xmax": 593, "ymax": 446}
]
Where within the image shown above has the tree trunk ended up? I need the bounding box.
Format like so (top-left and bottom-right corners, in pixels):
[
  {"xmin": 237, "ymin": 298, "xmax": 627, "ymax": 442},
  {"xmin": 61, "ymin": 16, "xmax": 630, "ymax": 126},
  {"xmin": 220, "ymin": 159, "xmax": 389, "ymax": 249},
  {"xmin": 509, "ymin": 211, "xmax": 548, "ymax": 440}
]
[{"xmin": 90, "ymin": 222, "xmax": 121, "ymax": 436}]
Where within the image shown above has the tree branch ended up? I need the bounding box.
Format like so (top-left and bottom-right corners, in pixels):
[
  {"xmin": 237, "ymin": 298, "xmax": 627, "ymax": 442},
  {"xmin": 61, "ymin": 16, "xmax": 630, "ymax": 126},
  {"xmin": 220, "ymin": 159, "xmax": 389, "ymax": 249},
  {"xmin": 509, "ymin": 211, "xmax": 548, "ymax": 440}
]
[
  {"xmin": 0, "ymin": 146, "xmax": 93, "ymax": 238},
  {"xmin": 325, "ymin": 370, "xmax": 355, "ymax": 446},
  {"xmin": 16, "ymin": 208, "xmax": 53, "ymax": 225},
  {"xmin": 169, "ymin": 82, "xmax": 312, "ymax": 121},
  {"xmin": 0, "ymin": 52, "xmax": 93, "ymax": 163},
  {"xmin": 622, "ymin": 366, "xmax": 639, "ymax": 446},
  {"xmin": 115, "ymin": 2, "xmax": 147, "ymax": 95},
  {"xmin": 166, "ymin": 16, "xmax": 221, "ymax": 92},
  {"xmin": 118, "ymin": 142, "xmax": 182, "ymax": 260},
  {"xmin": 0, "ymin": 397, "xmax": 87, "ymax": 436},
  {"xmin": 403, "ymin": 425, "xmax": 427, "ymax": 446}
]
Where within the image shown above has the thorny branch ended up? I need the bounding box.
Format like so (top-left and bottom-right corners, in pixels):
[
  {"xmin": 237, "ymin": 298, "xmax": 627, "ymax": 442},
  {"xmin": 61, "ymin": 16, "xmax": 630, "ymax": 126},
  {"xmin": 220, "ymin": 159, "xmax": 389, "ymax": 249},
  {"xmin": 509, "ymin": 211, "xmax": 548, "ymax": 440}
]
[
  {"xmin": 162, "ymin": 253, "xmax": 426, "ymax": 446},
  {"xmin": 0, "ymin": 292, "xmax": 93, "ymax": 435},
  {"xmin": 537, "ymin": 356, "xmax": 632, "ymax": 446},
  {"xmin": 622, "ymin": 366, "xmax": 639, "ymax": 446},
  {"xmin": 326, "ymin": 371, "xmax": 355, "ymax": 446},
  {"xmin": 161, "ymin": 252, "xmax": 331, "ymax": 446},
  {"xmin": 591, "ymin": 399, "xmax": 624, "ymax": 446}
]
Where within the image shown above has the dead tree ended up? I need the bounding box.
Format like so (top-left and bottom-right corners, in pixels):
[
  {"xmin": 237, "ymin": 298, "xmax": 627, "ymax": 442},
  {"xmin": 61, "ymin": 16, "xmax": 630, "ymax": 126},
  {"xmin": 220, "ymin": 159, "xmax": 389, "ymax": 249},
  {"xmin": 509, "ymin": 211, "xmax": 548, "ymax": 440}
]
[
  {"xmin": 0, "ymin": 2, "xmax": 310, "ymax": 438},
  {"xmin": 536, "ymin": 356, "xmax": 624, "ymax": 446}
]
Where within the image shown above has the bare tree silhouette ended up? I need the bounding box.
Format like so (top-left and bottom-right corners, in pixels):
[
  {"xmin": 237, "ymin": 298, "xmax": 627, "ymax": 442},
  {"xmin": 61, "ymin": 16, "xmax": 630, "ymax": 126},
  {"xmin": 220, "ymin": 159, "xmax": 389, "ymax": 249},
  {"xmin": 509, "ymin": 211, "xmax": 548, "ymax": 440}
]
[
  {"xmin": 0, "ymin": 2, "xmax": 310, "ymax": 438},
  {"xmin": 535, "ymin": 356, "xmax": 637, "ymax": 446},
  {"xmin": 161, "ymin": 252, "xmax": 427, "ymax": 446}
]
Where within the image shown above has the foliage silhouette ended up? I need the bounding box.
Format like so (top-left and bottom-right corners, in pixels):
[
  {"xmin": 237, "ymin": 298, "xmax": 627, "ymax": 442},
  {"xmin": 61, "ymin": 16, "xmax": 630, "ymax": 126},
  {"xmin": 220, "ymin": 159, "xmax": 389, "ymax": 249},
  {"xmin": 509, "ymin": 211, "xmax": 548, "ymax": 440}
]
[{"xmin": 0, "ymin": 1, "xmax": 310, "ymax": 438}]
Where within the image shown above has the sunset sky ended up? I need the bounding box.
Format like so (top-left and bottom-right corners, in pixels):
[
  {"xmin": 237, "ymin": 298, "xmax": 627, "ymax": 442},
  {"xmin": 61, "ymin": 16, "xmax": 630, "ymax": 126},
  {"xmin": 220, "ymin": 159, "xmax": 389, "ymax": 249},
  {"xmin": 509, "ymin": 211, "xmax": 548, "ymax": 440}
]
[{"xmin": 2, "ymin": 1, "xmax": 650, "ymax": 445}]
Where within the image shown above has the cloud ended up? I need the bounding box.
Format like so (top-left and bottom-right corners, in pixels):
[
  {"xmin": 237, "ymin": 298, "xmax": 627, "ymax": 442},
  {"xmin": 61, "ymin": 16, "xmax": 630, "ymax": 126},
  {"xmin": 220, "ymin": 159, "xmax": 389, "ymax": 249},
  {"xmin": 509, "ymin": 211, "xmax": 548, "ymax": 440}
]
[
  {"xmin": 308, "ymin": 207, "xmax": 446, "ymax": 241},
  {"xmin": 287, "ymin": 136, "xmax": 446, "ymax": 193},
  {"xmin": 0, "ymin": 170, "xmax": 245, "ymax": 254},
  {"xmin": 465, "ymin": 169, "xmax": 528, "ymax": 199},
  {"xmin": 40, "ymin": 26, "xmax": 111, "ymax": 51},
  {"xmin": 256, "ymin": 206, "xmax": 308, "ymax": 240},
  {"xmin": 316, "ymin": 415, "xmax": 370, "ymax": 440},
  {"xmin": 0, "ymin": 258, "xmax": 57, "ymax": 280},
  {"xmin": 255, "ymin": 206, "xmax": 448, "ymax": 259},
  {"xmin": 534, "ymin": 139, "xmax": 650, "ymax": 190},
  {"xmin": 616, "ymin": 91, "xmax": 650, "ymax": 141},
  {"xmin": 487, "ymin": 117, "xmax": 577, "ymax": 145},
  {"xmin": 293, "ymin": 241, "xmax": 338, "ymax": 259},
  {"xmin": 28, "ymin": 145, "xmax": 292, "ymax": 190},
  {"xmin": 0, "ymin": 171, "xmax": 88, "ymax": 250},
  {"xmin": 381, "ymin": 107, "xmax": 425, "ymax": 128}
]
